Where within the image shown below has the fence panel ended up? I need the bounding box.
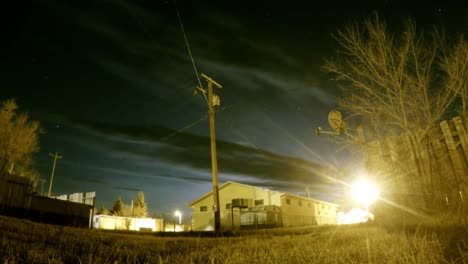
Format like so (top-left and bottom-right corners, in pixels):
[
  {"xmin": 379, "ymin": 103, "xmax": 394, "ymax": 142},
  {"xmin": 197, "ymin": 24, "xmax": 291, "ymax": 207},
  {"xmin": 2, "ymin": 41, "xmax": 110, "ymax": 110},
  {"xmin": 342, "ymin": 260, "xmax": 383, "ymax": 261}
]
[{"xmin": 364, "ymin": 117, "xmax": 467, "ymax": 214}]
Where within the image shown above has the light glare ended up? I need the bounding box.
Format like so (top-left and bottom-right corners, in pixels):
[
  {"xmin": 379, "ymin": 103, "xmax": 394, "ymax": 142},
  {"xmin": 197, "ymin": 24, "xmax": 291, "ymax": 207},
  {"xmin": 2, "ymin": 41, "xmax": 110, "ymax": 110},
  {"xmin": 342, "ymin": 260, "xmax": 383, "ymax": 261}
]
[
  {"xmin": 337, "ymin": 208, "xmax": 374, "ymax": 224},
  {"xmin": 351, "ymin": 179, "xmax": 379, "ymax": 205}
]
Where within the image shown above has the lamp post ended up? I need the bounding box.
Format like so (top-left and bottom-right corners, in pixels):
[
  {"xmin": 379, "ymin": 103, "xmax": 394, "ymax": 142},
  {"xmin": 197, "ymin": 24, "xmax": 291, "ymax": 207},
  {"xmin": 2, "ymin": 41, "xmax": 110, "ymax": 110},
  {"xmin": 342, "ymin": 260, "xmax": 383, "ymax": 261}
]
[{"xmin": 175, "ymin": 210, "xmax": 182, "ymax": 225}]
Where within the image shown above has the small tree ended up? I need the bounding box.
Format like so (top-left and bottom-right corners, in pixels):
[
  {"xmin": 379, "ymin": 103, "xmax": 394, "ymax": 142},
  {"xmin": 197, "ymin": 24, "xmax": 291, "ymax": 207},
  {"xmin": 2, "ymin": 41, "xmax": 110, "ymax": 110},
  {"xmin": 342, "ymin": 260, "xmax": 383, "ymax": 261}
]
[
  {"xmin": 133, "ymin": 191, "xmax": 148, "ymax": 218},
  {"xmin": 96, "ymin": 206, "xmax": 110, "ymax": 215},
  {"xmin": 0, "ymin": 98, "xmax": 41, "ymax": 182},
  {"xmin": 111, "ymin": 197, "xmax": 125, "ymax": 216}
]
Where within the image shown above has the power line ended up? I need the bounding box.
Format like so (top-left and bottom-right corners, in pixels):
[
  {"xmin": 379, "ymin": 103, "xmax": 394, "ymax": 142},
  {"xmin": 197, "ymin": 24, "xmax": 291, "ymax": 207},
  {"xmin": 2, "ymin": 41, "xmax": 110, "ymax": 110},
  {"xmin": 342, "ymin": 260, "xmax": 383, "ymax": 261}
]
[
  {"xmin": 173, "ymin": 0, "xmax": 208, "ymax": 104},
  {"xmin": 160, "ymin": 114, "xmax": 208, "ymax": 141},
  {"xmin": 160, "ymin": 104, "xmax": 234, "ymax": 141}
]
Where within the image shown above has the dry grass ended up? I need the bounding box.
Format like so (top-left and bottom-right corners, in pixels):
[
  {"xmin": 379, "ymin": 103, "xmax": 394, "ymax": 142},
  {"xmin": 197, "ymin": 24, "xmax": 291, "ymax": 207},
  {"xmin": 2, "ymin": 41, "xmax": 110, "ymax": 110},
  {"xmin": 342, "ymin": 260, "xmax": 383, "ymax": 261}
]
[{"xmin": 0, "ymin": 216, "xmax": 466, "ymax": 264}]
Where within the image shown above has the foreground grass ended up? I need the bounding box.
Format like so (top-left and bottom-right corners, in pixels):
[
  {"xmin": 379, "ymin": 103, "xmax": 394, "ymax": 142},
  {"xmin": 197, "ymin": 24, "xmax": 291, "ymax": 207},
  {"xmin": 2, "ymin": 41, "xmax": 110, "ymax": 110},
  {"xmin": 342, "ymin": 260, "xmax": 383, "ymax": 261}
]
[{"xmin": 0, "ymin": 216, "xmax": 466, "ymax": 263}]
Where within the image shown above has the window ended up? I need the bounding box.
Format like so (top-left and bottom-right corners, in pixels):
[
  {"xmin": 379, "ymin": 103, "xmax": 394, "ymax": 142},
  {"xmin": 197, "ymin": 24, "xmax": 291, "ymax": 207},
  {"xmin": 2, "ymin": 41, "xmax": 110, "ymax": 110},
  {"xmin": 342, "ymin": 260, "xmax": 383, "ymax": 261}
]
[
  {"xmin": 286, "ymin": 198, "xmax": 291, "ymax": 205},
  {"xmin": 322, "ymin": 204, "xmax": 325, "ymax": 210},
  {"xmin": 226, "ymin": 203, "xmax": 232, "ymax": 209},
  {"xmin": 308, "ymin": 203, "xmax": 311, "ymax": 208},
  {"xmin": 200, "ymin": 206, "xmax": 208, "ymax": 212},
  {"xmin": 298, "ymin": 201, "xmax": 303, "ymax": 206},
  {"xmin": 255, "ymin": 199, "xmax": 264, "ymax": 206}
]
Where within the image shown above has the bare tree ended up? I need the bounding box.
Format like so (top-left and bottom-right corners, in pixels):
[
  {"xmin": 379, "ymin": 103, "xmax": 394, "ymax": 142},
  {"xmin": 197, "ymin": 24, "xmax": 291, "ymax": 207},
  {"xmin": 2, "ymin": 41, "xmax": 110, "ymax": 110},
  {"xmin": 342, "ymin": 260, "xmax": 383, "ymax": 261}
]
[
  {"xmin": 0, "ymin": 99, "xmax": 41, "ymax": 182},
  {"xmin": 323, "ymin": 14, "xmax": 467, "ymax": 215},
  {"xmin": 325, "ymin": 15, "xmax": 465, "ymax": 135},
  {"xmin": 440, "ymin": 35, "xmax": 468, "ymax": 120}
]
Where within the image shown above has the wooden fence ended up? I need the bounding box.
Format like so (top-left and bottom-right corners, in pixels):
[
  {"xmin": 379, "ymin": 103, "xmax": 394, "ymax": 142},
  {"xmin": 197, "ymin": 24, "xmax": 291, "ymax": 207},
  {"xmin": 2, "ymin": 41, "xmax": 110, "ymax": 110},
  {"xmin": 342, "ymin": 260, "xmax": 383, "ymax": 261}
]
[
  {"xmin": 362, "ymin": 116, "xmax": 467, "ymax": 215},
  {"xmin": 0, "ymin": 174, "xmax": 93, "ymax": 227}
]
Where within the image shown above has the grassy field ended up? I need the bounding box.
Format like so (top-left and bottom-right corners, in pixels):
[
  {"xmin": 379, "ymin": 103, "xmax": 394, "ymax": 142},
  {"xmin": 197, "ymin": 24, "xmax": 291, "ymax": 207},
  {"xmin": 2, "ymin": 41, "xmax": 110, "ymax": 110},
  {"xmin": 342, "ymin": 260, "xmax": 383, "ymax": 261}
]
[{"xmin": 0, "ymin": 216, "xmax": 466, "ymax": 264}]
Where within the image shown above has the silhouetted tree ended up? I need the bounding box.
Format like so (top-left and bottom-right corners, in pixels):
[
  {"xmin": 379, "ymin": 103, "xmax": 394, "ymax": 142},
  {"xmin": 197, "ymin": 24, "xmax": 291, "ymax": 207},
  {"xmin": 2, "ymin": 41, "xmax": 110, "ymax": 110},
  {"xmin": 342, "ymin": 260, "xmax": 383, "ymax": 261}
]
[
  {"xmin": 111, "ymin": 197, "xmax": 125, "ymax": 216},
  {"xmin": 0, "ymin": 98, "xmax": 41, "ymax": 182},
  {"xmin": 133, "ymin": 191, "xmax": 148, "ymax": 218}
]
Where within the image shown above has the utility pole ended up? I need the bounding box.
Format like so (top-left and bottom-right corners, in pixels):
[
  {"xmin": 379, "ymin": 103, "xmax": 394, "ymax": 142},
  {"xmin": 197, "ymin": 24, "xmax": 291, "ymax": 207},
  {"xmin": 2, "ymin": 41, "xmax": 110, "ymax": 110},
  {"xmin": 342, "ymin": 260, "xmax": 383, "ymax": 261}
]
[
  {"xmin": 47, "ymin": 152, "xmax": 62, "ymax": 197},
  {"xmin": 198, "ymin": 73, "xmax": 222, "ymax": 234}
]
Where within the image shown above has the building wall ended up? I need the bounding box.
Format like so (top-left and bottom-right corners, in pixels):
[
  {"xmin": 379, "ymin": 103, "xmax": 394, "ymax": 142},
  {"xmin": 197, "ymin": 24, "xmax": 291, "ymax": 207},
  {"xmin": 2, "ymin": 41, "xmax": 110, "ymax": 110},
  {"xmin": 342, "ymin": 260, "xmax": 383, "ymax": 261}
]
[
  {"xmin": 280, "ymin": 195, "xmax": 337, "ymax": 226},
  {"xmin": 190, "ymin": 182, "xmax": 338, "ymax": 231},
  {"xmin": 280, "ymin": 195, "xmax": 316, "ymax": 227},
  {"xmin": 191, "ymin": 211, "xmax": 214, "ymax": 231},
  {"xmin": 93, "ymin": 215, "xmax": 163, "ymax": 232},
  {"xmin": 313, "ymin": 201, "xmax": 338, "ymax": 225},
  {"xmin": 190, "ymin": 183, "xmax": 283, "ymax": 231}
]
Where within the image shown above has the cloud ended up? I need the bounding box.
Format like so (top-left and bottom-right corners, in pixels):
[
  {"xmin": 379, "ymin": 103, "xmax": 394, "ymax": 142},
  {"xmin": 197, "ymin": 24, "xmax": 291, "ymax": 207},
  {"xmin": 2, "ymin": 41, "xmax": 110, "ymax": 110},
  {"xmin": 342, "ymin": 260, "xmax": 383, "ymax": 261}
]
[
  {"xmin": 37, "ymin": 112, "xmax": 344, "ymax": 199},
  {"xmin": 113, "ymin": 186, "xmax": 141, "ymax": 192},
  {"xmin": 72, "ymin": 120, "xmax": 335, "ymax": 188},
  {"xmin": 39, "ymin": 110, "xmax": 341, "ymax": 181}
]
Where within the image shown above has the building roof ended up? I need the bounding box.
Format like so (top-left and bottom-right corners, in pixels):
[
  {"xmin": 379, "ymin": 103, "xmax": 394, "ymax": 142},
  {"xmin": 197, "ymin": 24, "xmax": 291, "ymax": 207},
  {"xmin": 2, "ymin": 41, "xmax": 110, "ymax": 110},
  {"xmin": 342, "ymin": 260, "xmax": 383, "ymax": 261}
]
[
  {"xmin": 188, "ymin": 181, "xmax": 338, "ymax": 207},
  {"xmin": 281, "ymin": 193, "xmax": 339, "ymax": 206},
  {"xmin": 188, "ymin": 181, "xmax": 284, "ymax": 207}
]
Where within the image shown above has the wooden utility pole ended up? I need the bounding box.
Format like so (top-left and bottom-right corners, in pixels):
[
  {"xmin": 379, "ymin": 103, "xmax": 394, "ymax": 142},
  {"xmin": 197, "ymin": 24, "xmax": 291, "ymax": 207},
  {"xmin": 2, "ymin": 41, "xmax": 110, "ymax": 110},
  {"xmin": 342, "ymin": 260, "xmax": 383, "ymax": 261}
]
[
  {"xmin": 200, "ymin": 73, "xmax": 222, "ymax": 234},
  {"xmin": 48, "ymin": 152, "xmax": 62, "ymax": 197}
]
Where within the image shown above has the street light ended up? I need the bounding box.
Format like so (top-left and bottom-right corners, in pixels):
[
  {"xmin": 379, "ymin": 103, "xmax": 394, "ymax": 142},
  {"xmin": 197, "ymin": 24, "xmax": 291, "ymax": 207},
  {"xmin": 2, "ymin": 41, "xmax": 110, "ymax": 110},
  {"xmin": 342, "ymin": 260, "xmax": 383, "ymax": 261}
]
[
  {"xmin": 351, "ymin": 179, "xmax": 379, "ymax": 212},
  {"xmin": 174, "ymin": 210, "xmax": 182, "ymax": 225}
]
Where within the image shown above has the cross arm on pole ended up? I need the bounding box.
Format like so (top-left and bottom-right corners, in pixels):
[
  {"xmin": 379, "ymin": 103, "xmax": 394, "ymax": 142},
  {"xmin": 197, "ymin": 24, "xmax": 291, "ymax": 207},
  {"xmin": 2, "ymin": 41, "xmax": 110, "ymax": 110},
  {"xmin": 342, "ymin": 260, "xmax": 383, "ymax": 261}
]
[{"xmin": 201, "ymin": 73, "xmax": 222, "ymax": 88}]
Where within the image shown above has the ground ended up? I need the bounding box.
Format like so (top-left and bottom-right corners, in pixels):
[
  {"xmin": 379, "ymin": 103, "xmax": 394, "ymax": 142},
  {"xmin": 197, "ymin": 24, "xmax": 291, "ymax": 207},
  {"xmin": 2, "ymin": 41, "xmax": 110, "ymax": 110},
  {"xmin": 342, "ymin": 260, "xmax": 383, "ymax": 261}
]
[{"xmin": 0, "ymin": 216, "xmax": 466, "ymax": 263}]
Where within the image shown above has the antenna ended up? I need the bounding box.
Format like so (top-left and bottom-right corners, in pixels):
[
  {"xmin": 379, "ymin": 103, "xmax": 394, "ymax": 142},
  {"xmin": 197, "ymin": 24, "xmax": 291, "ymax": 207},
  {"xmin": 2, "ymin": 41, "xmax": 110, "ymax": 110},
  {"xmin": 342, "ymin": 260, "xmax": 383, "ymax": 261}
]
[
  {"xmin": 328, "ymin": 109, "xmax": 345, "ymax": 133},
  {"xmin": 315, "ymin": 109, "xmax": 358, "ymax": 140}
]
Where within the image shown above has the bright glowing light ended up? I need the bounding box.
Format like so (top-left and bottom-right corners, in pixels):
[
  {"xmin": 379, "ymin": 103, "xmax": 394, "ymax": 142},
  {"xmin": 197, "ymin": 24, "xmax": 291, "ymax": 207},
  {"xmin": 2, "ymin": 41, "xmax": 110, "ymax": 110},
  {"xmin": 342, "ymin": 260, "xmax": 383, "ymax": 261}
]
[
  {"xmin": 351, "ymin": 179, "xmax": 379, "ymax": 211},
  {"xmin": 337, "ymin": 208, "xmax": 374, "ymax": 225},
  {"xmin": 165, "ymin": 224, "xmax": 183, "ymax": 232},
  {"xmin": 204, "ymin": 225, "xmax": 214, "ymax": 231},
  {"xmin": 174, "ymin": 210, "xmax": 182, "ymax": 224}
]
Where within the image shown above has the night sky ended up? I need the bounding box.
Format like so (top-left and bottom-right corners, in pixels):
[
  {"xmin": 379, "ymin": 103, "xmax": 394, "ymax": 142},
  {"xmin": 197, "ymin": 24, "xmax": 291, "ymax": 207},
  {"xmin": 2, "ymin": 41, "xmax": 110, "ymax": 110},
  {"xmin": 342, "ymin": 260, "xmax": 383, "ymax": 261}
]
[{"xmin": 2, "ymin": 0, "xmax": 466, "ymax": 218}]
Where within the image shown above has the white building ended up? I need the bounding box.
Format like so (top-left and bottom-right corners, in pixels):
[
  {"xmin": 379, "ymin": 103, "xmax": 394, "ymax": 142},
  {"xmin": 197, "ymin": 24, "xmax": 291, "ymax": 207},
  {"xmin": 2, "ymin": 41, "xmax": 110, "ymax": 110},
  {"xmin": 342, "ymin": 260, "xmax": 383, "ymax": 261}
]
[
  {"xmin": 188, "ymin": 181, "xmax": 338, "ymax": 231},
  {"xmin": 93, "ymin": 215, "xmax": 164, "ymax": 232}
]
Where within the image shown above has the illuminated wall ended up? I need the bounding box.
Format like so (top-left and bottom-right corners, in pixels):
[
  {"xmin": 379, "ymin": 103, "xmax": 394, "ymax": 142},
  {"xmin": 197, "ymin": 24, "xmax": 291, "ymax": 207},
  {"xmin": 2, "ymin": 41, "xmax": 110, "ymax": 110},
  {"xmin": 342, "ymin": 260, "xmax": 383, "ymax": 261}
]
[
  {"xmin": 93, "ymin": 215, "xmax": 164, "ymax": 232},
  {"xmin": 280, "ymin": 194, "xmax": 338, "ymax": 226},
  {"xmin": 189, "ymin": 181, "xmax": 338, "ymax": 231}
]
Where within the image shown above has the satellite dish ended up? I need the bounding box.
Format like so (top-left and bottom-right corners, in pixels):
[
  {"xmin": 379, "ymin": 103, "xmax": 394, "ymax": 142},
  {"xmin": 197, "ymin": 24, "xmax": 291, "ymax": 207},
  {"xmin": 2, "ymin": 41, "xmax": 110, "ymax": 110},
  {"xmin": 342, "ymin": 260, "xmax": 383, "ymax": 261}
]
[{"xmin": 328, "ymin": 110, "xmax": 345, "ymax": 133}]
